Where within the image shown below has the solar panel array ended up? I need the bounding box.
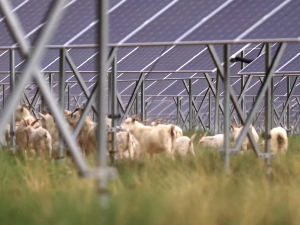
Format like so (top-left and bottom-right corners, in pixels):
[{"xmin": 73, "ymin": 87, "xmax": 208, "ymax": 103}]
[{"xmin": 0, "ymin": 0, "xmax": 300, "ymax": 120}]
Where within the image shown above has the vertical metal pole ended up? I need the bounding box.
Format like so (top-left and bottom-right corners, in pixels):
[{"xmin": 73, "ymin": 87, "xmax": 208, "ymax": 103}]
[
  {"xmin": 189, "ymin": 79, "xmax": 192, "ymax": 130},
  {"xmin": 241, "ymin": 51, "xmax": 245, "ymax": 118},
  {"xmin": 271, "ymin": 77, "xmax": 274, "ymax": 128},
  {"xmin": 49, "ymin": 73, "xmax": 53, "ymax": 94},
  {"xmin": 224, "ymin": 44, "xmax": 230, "ymax": 174},
  {"xmin": 111, "ymin": 53, "xmax": 117, "ymax": 162},
  {"xmin": 214, "ymin": 72, "xmax": 220, "ymax": 134},
  {"xmin": 97, "ymin": 0, "xmax": 109, "ymax": 208},
  {"xmin": 176, "ymin": 96, "xmax": 180, "ymax": 126},
  {"xmin": 141, "ymin": 79, "xmax": 145, "ymax": 120},
  {"xmin": 135, "ymin": 81, "xmax": 139, "ymax": 115},
  {"xmin": 208, "ymin": 89, "xmax": 212, "ymax": 131},
  {"xmin": 2, "ymin": 85, "xmax": 5, "ymax": 110},
  {"xmin": 287, "ymin": 76, "xmax": 291, "ymax": 136},
  {"xmin": 67, "ymin": 84, "xmax": 70, "ymax": 110},
  {"xmin": 265, "ymin": 43, "xmax": 272, "ymax": 169},
  {"xmin": 58, "ymin": 49, "xmax": 65, "ymax": 158},
  {"xmin": 10, "ymin": 49, "xmax": 15, "ymax": 147}
]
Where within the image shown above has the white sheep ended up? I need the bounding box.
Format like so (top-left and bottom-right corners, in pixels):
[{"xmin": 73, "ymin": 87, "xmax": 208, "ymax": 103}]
[
  {"xmin": 174, "ymin": 134, "xmax": 196, "ymax": 156},
  {"xmin": 261, "ymin": 126, "xmax": 288, "ymax": 154},
  {"xmin": 21, "ymin": 118, "xmax": 52, "ymax": 158},
  {"xmin": 116, "ymin": 130, "xmax": 135, "ymax": 159},
  {"xmin": 230, "ymin": 121, "xmax": 259, "ymax": 153},
  {"xmin": 15, "ymin": 105, "xmax": 39, "ymax": 151},
  {"xmin": 121, "ymin": 116, "xmax": 176, "ymax": 157},
  {"xmin": 198, "ymin": 133, "xmax": 224, "ymax": 149},
  {"xmin": 150, "ymin": 119, "xmax": 183, "ymax": 139},
  {"xmin": 66, "ymin": 108, "xmax": 96, "ymax": 156}
]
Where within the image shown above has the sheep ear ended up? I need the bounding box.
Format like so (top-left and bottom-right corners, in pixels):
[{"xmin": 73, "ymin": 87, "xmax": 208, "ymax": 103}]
[
  {"xmin": 132, "ymin": 118, "xmax": 136, "ymax": 122},
  {"xmin": 203, "ymin": 132, "xmax": 207, "ymax": 137},
  {"xmin": 39, "ymin": 113, "xmax": 46, "ymax": 119}
]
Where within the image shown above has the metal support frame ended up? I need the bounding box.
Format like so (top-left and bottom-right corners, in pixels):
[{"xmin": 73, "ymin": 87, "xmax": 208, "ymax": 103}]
[
  {"xmin": 182, "ymin": 80, "xmax": 206, "ymax": 130},
  {"xmin": 140, "ymin": 79, "xmax": 145, "ymax": 120},
  {"xmin": 9, "ymin": 49, "xmax": 15, "ymax": 147},
  {"xmin": 223, "ymin": 45, "xmax": 230, "ymax": 173},
  {"xmin": 287, "ymin": 76, "xmax": 291, "ymax": 135},
  {"xmin": 189, "ymin": 79, "xmax": 193, "ymax": 130},
  {"xmin": 208, "ymin": 43, "xmax": 286, "ymax": 158},
  {"xmin": 67, "ymin": 84, "xmax": 71, "ymax": 110},
  {"xmin": 121, "ymin": 73, "xmax": 145, "ymax": 121},
  {"xmin": 58, "ymin": 48, "xmax": 66, "ymax": 158},
  {"xmin": 265, "ymin": 43, "xmax": 272, "ymax": 169},
  {"xmin": 0, "ymin": 0, "xmax": 119, "ymax": 182},
  {"xmin": 208, "ymin": 89, "xmax": 212, "ymax": 130},
  {"xmin": 214, "ymin": 72, "xmax": 221, "ymax": 134}
]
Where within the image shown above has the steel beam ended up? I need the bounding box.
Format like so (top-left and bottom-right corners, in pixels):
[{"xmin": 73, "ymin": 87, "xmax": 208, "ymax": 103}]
[
  {"xmin": 58, "ymin": 48, "xmax": 66, "ymax": 158},
  {"xmin": 189, "ymin": 79, "xmax": 192, "ymax": 130},
  {"xmin": 9, "ymin": 49, "xmax": 15, "ymax": 147}
]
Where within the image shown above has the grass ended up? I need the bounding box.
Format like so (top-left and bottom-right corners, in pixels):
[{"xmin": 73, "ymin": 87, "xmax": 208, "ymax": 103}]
[{"xmin": 0, "ymin": 133, "xmax": 300, "ymax": 224}]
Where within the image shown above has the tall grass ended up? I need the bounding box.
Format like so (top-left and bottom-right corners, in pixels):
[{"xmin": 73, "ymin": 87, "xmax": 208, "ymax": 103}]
[{"xmin": 0, "ymin": 134, "xmax": 300, "ymax": 224}]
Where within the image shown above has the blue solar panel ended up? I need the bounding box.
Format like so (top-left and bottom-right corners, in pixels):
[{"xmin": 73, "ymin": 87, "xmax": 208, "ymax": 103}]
[
  {"xmin": 125, "ymin": 0, "xmax": 225, "ymax": 43},
  {"xmin": 278, "ymin": 55, "xmax": 300, "ymax": 72},
  {"xmin": 244, "ymin": 1, "xmax": 300, "ymax": 40},
  {"xmin": 72, "ymin": 0, "xmax": 172, "ymax": 45},
  {"xmin": 182, "ymin": 0, "xmax": 284, "ymax": 42},
  {"xmin": 240, "ymin": 43, "xmax": 300, "ymax": 74}
]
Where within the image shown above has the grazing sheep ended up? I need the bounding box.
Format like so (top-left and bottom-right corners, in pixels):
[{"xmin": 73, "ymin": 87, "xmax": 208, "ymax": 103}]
[
  {"xmin": 116, "ymin": 130, "xmax": 135, "ymax": 159},
  {"xmin": 261, "ymin": 126, "xmax": 288, "ymax": 154},
  {"xmin": 150, "ymin": 119, "xmax": 183, "ymax": 139},
  {"xmin": 198, "ymin": 133, "xmax": 224, "ymax": 149},
  {"xmin": 21, "ymin": 118, "xmax": 52, "ymax": 158},
  {"xmin": 121, "ymin": 116, "xmax": 176, "ymax": 157},
  {"xmin": 14, "ymin": 104, "xmax": 39, "ymax": 151},
  {"xmin": 230, "ymin": 121, "xmax": 259, "ymax": 153},
  {"xmin": 174, "ymin": 134, "xmax": 196, "ymax": 156},
  {"xmin": 67, "ymin": 108, "xmax": 96, "ymax": 156}
]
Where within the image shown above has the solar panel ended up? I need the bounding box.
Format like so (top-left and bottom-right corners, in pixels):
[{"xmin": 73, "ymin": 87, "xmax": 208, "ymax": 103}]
[
  {"xmin": 182, "ymin": 0, "xmax": 285, "ymax": 42},
  {"xmin": 244, "ymin": 0, "xmax": 300, "ymax": 40},
  {"xmin": 240, "ymin": 43, "xmax": 300, "ymax": 74}
]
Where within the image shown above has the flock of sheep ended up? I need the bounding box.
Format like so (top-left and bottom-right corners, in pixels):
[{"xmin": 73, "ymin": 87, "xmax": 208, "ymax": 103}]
[{"xmin": 2, "ymin": 104, "xmax": 289, "ymax": 159}]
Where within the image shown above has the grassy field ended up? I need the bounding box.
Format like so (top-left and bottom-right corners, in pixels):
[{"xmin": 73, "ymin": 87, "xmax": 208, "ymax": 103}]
[{"xmin": 0, "ymin": 133, "xmax": 300, "ymax": 225}]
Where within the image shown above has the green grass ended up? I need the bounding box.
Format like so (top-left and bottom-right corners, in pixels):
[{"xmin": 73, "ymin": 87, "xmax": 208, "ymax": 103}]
[{"xmin": 0, "ymin": 133, "xmax": 300, "ymax": 225}]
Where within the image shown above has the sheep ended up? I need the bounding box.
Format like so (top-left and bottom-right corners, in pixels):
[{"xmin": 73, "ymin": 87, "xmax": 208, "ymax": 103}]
[
  {"xmin": 230, "ymin": 121, "xmax": 259, "ymax": 153},
  {"xmin": 121, "ymin": 116, "xmax": 176, "ymax": 157},
  {"xmin": 15, "ymin": 105, "xmax": 39, "ymax": 151},
  {"xmin": 150, "ymin": 119, "xmax": 183, "ymax": 139},
  {"xmin": 261, "ymin": 126, "xmax": 288, "ymax": 154},
  {"xmin": 20, "ymin": 118, "xmax": 52, "ymax": 158},
  {"xmin": 67, "ymin": 108, "xmax": 96, "ymax": 156},
  {"xmin": 174, "ymin": 134, "xmax": 196, "ymax": 156},
  {"xmin": 116, "ymin": 130, "xmax": 135, "ymax": 159},
  {"xmin": 38, "ymin": 112, "xmax": 60, "ymax": 151},
  {"xmin": 198, "ymin": 133, "xmax": 224, "ymax": 149}
]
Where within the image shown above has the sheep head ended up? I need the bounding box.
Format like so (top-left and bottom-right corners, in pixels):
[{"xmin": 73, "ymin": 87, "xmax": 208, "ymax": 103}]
[
  {"xmin": 15, "ymin": 105, "xmax": 32, "ymax": 122},
  {"xmin": 121, "ymin": 117, "xmax": 139, "ymax": 132},
  {"xmin": 39, "ymin": 113, "xmax": 55, "ymax": 130},
  {"xmin": 67, "ymin": 108, "xmax": 84, "ymax": 126}
]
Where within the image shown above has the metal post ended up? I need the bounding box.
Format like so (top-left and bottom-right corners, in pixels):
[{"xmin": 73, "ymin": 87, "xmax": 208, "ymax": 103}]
[
  {"xmin": 265, "ymin": 43, "xmax": 272, "ymax": 171},
  {"xmin": 111, "ymin": 53, "xmax": 117, "ymax": 162},
  {"xmin": 97, "ymin": 0, "xmax": 109, "ymax": 208},
  {"xmin": 2, "ymin": 85, "xmax": 5, "ymax": 110},
  {"xmin": 287, "ymin": 76, "xmax": 291, "ymax": 135},
  {"xmin": 58, "ymin": 49, "xmax": 65, "ymax": 158},
  {"xmin": 176, "ymin": 96, "xmax": 180, "ymax": 126},
  {"xmin": 208, "ymin": 89, "xmax": 212, "ymax": 131},
  {"xmin": 8, "ymin": 46, "xmax": 16, "ymax": 127},
  {"xmin": 49, "ymin": 73, "xmax": 53, "ymax": 94},
  {"xmin": 271, "ymin": 77, "xmax": 274, "ymax": 128},
  {"xmin": 214, "ymin": 72, "xmax": 220, "ymax": 134},
  {"xmin": 241, "ymin": 51, "xmax": 245, "ymax": 118},
  {"xmin": 189, "ymin": 79, "xmax": 193, "ymax": 130},
  {"xmin": 135, "ymin": 81, "xmax": 139, "ymax": 115},
  {"xmin": 141, "ymin": 79, "xmax": 145, "ymax": 120},
  {"xmin": 67, "ymin": 84, "xmax": 70, "ymax": 110},
  {"xmin": 9, "ymin": 49, "xmax": 16, "ymax": 148},
  {"xmin": 224, "ymin": 44, "xmax": 230, "ymax": 174}
]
